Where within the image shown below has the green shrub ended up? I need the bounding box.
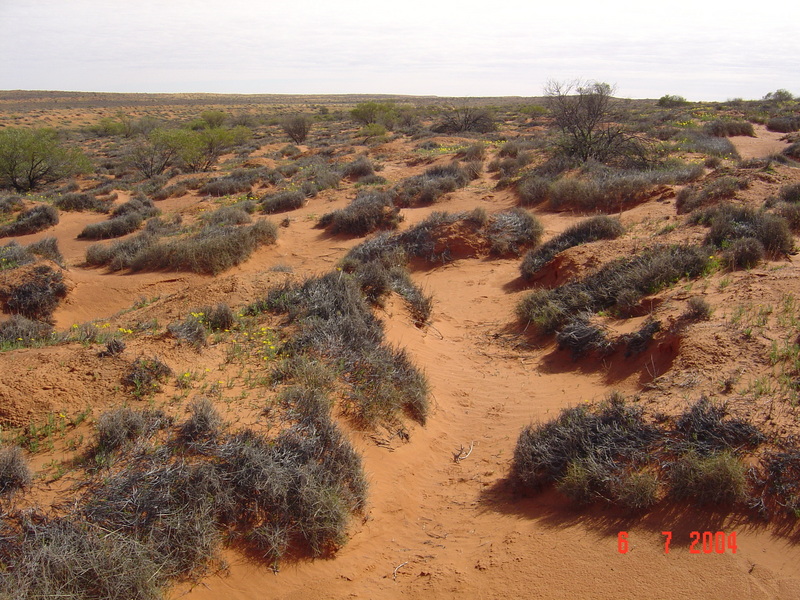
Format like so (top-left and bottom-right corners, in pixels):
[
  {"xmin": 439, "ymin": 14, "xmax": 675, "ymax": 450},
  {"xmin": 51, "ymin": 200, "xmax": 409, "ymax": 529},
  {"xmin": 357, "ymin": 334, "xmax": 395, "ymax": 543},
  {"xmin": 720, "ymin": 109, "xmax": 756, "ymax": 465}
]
[
  {"xmin": 85, "ymin": 232, "xmax": 159, "ymax": 271},
  {"xmin": 669, "ymin": 451, "xmax": 748, "ymax": 505},
  {"xmin": 0, "ymin": 204, "xmax": 59, "ymax": 236},
  {"xmin": 0, "ymin": 128, "xmax": 91, "ymax": 192},
  {"xmin": 200, "ymin": 205, "xmax": 252, "ymax": 227},
  {"xmin": 520, "ymin": 215, "xmax": 624, "ymax": 279},
  {"xmin": 677, "ymin": 131, "xmax": 739, "ymax": 158},
  {"xmin": 657, "ymin": 94, "xmax": 688, "ymax": 107}
]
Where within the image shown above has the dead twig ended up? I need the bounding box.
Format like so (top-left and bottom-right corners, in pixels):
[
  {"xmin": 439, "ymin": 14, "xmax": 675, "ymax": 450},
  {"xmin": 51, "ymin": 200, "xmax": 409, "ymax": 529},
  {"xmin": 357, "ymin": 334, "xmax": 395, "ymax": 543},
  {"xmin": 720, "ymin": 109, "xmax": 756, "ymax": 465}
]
[
  {"xmin": 393, "ymin": 561, "xmax": 408, "ymax": 581},
  {"xmin": 453, "ymin": 441, "xmax": 474, "ymax": 463}
]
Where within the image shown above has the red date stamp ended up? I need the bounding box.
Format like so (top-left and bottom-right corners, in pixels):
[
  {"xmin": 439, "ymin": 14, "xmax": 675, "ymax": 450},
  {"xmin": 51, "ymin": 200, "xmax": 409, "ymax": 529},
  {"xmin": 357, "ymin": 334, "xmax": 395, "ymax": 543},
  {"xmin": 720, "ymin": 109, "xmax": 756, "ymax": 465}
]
[{"xmin": 618, "ymin": 531, "xmax": 737, "ymax": 554}]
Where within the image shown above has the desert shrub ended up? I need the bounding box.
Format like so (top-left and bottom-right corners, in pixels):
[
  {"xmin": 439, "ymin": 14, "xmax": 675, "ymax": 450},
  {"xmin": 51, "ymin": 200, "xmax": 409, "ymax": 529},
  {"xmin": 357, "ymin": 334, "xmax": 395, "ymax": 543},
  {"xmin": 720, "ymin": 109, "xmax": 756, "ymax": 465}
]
[
  {"xmin": 263, "ymin": 271, "xmax": 429, "ymax": 425},
  {"xmin": 520, "ymin": 215, "xmax": 624, "ymax": 279},
  {"xmin": 281, "ymin": 114, "xmax": 313, "ymax": 144},
  {"xmin": 0, "ymin": 240, "xmax": 36, "ymax": 270},
  {"xmin": 199, "ymin": 169, "xmax": 263, "ymax": 196},
  {"xmin": 201, "ymin": 205, "xmax": 252, "ymax": 227},
  {"xmin": 677, "ymin": 130, "xmax": 739, "ymax": 158},
  {"xmin": 2, "ymin": 265, "xmax": 67, "ymax": 321},
  {"xmin": 432, "ymin": 106, "xmax": 495, "ymax": 133},
  {"xmin": 318, "ymin": 190, "xmax": 400, "ymax": 236},
  {"xmin": 669, "ymin": 451, "xmax": 748, "ymax": 505},
  {"xmin": 168, "ymin": 314, "xmax": 207, "ymax": 346},
  {"xmin": 756, "ymin": 451, "xmax": 800, "ymax": 518},
  {"xmin": 0, "ymin": 194, "xmax": 23, "ymax": 213},
  {"xmin": 0, "ymin": 445, "xmax": 31, "ymax": 493},
  {"xmin": 779, "ymin": 183, "xmax": 800, "ymax": 204},
  {"xmin": 129, "ymin": 220, "xmax": 278, "ymax": 275},
  {"xmin": 122, "ymin": 357, "xmax": 173, "ymax": 397},
  {"xmin": 723, "ymin": 237, "xmax": 765, "ymax": 270},
  {"xmin": 620, "ymin": 319, "xmax": 661, "ymax": 356},
  {"xmin": 95, "ymin": 406, "xmax": 170, "ymax": 452},
  {"xmin": 180, "ymin": 397, "xmax": 223, "ymax": 442},
  {"xmin": 0, "ymin": 516, "xmax": 165, "ymax": 600},
  {"xmin": 511, "ymin": 394, "xmax": 657, "ymax": 496},
  {"xmin": 53, "ymin": 192, "xmax": 110, "ymax": 212},
  {"xmin": 113, "ymin": 194, "xmax": 158, "ymax": 218},
  {"xmin": 151, "ymin": 182, "xmax": 188, "ymax": 200},
  {"xmin": 392, "ymin": 163, "xmax": 470, "ymax": 207},
  {"xmin": 556, "ymin": 317, "xmax": 611, "ymax": 359},
  {"xmin": 784, "ymin": 142, "xmax": 800, "ymax": 160},
  {"xmin": 517, "ymin": 245, "xmax": 709, "ymax": 332},
  {"xmin": 512, "ymin": 394, "xmax": 764, "ymax": 509},
  {"xmin": 25, "ymin": 236, "xmax": 63, "ymax": 264},
  {"xmin": 261, "ymin": 190, "xmax": 306, "ymax": 214},
  {"xmin": 701, "ymin": 203, "xmax": 792, "ymax": 256},
  {"xmin": 674, "ymin": 397, "xmax": 763, "ymax": 455},
  {"xmin": 684, "ymin": 296, "xmax": 713, "ymax": 320},
  {"xmin": 271, "ymin": 354, "xmax": 338, "ymax": 390},
  {"xmin": 658, "ymin": 94, "xmax": 688, "ymax": 107},
  {"xmin": 79, "ymin": 211, "xmax": 144, "ymax": 240},
  {"xmin": 340, "ymin": 156, "xmax": 375, "ymax": 180},
  {"xmin": 766, "ymin": 116, "xmax": 800, "ymax": 133},
  {"xmin": 458, "ymin": 142, "xmax": 486, "ymax": 161},
  {"xmin": 676, "ymin": 176, "xmax": 748, "ymax": 213},
  {"xmin": 98, "ymin": 338, "xmax": 126, "ymax": 357},
  {"xmin": 517, "ymin": 174, "xmax": 553, "ymax": 206},
  {"xmin": 484, "ymin": 208, "xmax": 543, "ymax": 255},
  {"xmin": 0, "ymin": 313, "xmax": 54, "ymax": 345},
  {"xmin": 776, "ymin": 202, "xmax": 800, "ymax": 232},
  {"xmin": 703, "ymin": 119, "xmax": 755, "ymax": 137},
  {"xmin": 85, "ymin": 232, "xmax": 158, "ymax": 271},
  {"xmin": 201, "ymin": 303, "xmax": 236, "ymax": 331},
  {"xmin": 0, "ymin": 204, "xmax": 59, "ymax": 236}
]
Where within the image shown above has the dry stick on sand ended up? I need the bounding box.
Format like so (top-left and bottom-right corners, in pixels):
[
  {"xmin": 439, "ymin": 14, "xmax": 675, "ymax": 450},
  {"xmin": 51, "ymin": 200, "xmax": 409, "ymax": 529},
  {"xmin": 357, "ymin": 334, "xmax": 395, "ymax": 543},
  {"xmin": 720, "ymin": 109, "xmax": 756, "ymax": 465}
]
[
  {"xmin": 453, "ymin": 441, "xmax": 474, "ymax": 463},
  {"xmin": 393, "ymin": 561, "xmax": 409, "ymax": 581}
]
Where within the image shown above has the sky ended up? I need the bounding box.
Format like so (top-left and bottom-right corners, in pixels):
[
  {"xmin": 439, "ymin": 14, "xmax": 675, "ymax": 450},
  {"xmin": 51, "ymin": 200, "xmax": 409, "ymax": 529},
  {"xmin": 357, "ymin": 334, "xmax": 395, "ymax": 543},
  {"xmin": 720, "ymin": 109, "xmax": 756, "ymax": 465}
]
[{"xmin": 0, "ymin": 0, "xmax": 797, "ymax": 101}]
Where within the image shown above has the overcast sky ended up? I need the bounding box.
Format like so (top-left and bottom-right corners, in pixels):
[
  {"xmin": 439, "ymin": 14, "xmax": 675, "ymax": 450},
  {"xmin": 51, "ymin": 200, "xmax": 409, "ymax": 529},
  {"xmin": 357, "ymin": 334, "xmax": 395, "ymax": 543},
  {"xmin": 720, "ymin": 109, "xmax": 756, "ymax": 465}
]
[{"xmin": 1, "ymin": 0, "xmax": 797, "ymax": 101}]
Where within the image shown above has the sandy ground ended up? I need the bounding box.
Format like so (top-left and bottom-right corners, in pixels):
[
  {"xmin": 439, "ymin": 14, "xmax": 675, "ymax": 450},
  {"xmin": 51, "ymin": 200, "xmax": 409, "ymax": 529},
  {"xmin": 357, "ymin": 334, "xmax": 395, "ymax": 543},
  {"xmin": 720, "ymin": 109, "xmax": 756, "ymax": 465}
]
[{"xmin": 3, "ymin": 115, "xmax": 800, "ymax": 599}]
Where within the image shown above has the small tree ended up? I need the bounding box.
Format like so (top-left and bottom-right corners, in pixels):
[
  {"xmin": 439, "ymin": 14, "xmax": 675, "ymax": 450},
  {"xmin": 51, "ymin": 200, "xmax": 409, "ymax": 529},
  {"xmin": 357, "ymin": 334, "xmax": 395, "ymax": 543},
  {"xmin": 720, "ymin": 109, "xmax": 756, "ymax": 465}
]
[
  {"xmin": 763, "ymin": 89, "xmax": 794, "ymax": 103},
  {"xmin": 350, "ymin": 102, "xmax": 397, "ymax": 127},
  {"xmin": 433, "ymin": 106, "xmax": 495, "ymax": 133},
  {"xmin": 0, "ymin": 128, "xmax": 90, "ymax": 192},
  {"xmin": 545, "ymin": 79, "xmax": 647, "ymax": 165},
  {"xmin": 281, "ymin": 114, "xmax": 313, "ymax": 144},
  {"xmin": 658, "ymin": 94, "xmax": 688, "ymax": 107}
]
